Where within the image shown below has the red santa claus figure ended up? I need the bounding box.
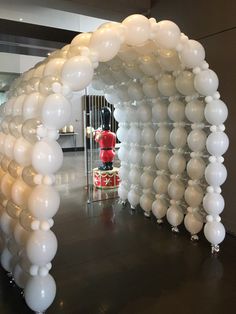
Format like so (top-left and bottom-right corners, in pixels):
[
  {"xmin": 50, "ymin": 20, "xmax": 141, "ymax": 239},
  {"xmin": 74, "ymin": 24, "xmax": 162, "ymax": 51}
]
[{"xmin": 94, "ymin": 107, "xmax": 116, "ymax": 171}]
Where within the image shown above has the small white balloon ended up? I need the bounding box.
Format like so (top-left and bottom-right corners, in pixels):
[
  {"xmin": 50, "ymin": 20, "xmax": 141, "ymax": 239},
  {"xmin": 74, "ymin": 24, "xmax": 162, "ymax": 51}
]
[
  {"xmin": 187, "ymin": 158, "xmax": 205, "ymax": 180},
  {"xmin": 152, "ymin": 100, "xmax": 168, "ymax": 122},
  {"xmin": 170, "ymin": 127, "xmax": 187, "ymax": 148},
  {"xmin": 137, "ymin": 103, "xmax": 152, "ymax": 122},
  {"xmin": 166, "ymin": 205, "xmax": 184, "ymax": 226},
  {"xmin": 205, "ymin": 162, "xmax": 227, "ymax": 187},
  {"xmin": 168, "ymin": 154, "xmax": 186, "ymax": 174},
  {"xmin": 184, "ymin": 185, "xmax": 204, "ymax": 207},
  {"xmin": 117, "ymin": 126, "xmax": 129, "ymax": 142},
  {"xmin": 152, "ymin": 199, "xmax": 168, "ymax": 219},
  {"xmin": 204, "ymin": 100, "xmax": 228, "ymax": 125},
  {"xmin": 128, "ymin": 82, "xmax": 144, "ymax": 101},
  {"xmin": 142, "ymin": 78, "xmax": 159, "ymax": 98},
  {"xmin": 155, "ymin": 126, "xmax": 170, "ymax": 146},
  {"xmin": 129, "ymin": 147, "xmax": 143, "ymax": 165},
  {"xmin": 128, "ymin": 126, "xmax": 142, "ymax": 144},
  {"xmin": 128, "ymin": 168, "xmax": 141, "ymax": 185},
  {"xmin": 184, "ymin": 212, "xmax": 203, "ymax": 235},
  {"xmin": 194, "ymin": 69, "xmax": 219, "ymax": 96},
  {"xmin": 118, "ymin": 145, "xmax": 129, "ymax": 162},
  {"xmin": 187, "ymin": 129, "xmax": 206, "ymax": 152},
  {"xmin": 155, "ymin": 151, "xmax": 170, "ymax": 170},
  {"xmin": 158, "ymin": 74, "xmax": 177, "ymax": 96},
  {"xmin": 119, "ymin": 165, "xmax": 130, "ymax": 181},
  {"xmin": 141, "ymin": 127, "xmax": 155, "ymax": 145},
  {"xmin": 44, "ymin": 58, "xmax": 66, "ymax": 77},
  {"xmin": 153, "ymin": 175, "xmax": 169, "ymax": 194},
  {"xmin": 118, "ymin": 183, "xmax": 128, "ymax": 201},
  {"xmin": 175, "ymin": 71, "xmax": 195, "ymax": 95},
  {"xmin": 23, "ymin": 92, "xmax": 44, "ymax": 120},
  {"xmin": 168, "ymin": 179, "xmax": 185, "ymax": 200},
  {"xmin": 204, "ymin": 221, "xmax": 225, "ymax": 245},
  {"xmin": 206, "ymin": 131, "xmax": 229, "ymax": 156},
  {"xmin": 140, "ymin": 193, "xmax": 154, "ymax": 213},
  {"xmin": 140, "ymin": 172, "xmax": 155, "ymax": 189},
  {"xmin": 128, "ymin": 189, "xmax": 140, "ymax": 207},
  {"xmin": 168, "ymin": 100, "xmax": 185, "ymax": 122},
  {"xmin": 142, "ymin": 149, "xmax": 156, "ymax": 167},
  {"xmin": 185, "ymin": 99, "xmax": 204, "ymax": 123}
]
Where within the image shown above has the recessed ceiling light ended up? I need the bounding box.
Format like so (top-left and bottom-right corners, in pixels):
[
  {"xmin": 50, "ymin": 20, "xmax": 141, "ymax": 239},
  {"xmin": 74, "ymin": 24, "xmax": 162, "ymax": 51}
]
[
  {"xmin": 19, "ymin": 18, "xmax": 23, "ymax": 22},
  {"xmin": 47, "ymin": 52, "xmax": 51, "ymax": 56}
]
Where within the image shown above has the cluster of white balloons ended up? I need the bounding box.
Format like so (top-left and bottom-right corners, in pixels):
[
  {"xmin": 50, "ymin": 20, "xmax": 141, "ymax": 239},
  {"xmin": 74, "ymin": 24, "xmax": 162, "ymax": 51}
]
[{"xmin": 0, "ymin": 13, "xmax": 229, "ymax": 313}]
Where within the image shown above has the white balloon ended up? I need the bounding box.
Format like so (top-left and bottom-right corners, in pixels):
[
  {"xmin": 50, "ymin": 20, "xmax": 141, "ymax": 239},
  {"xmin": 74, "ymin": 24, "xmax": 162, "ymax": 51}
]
[
  {"xmin": 11, "ymin": 178, "xmax": 31, "ymax": 208},
  {"xmin": 158, "ymin": 74, "xmax": 177, "ymax": 96},
  {"xmin": 113, "ymin": 108, "xmax": 126, "ymax": 123},
  {"xmin": 118, "ymin": 183, "xmax": 128, "ymax": 201},
  {"xmin": 168, "ymin": 100, "xmax": 185, "ymax": 122},
  {"xmin": 129, "ymin": 147, "xmax": 143, "ymax": 165},
  {"xmin": 128, "ymin": 168, "xmax": 141, "ymax": 185},
  {"xmin": 128, "ymin": 189, "xmax": 140, "ymax": 207},
  {"xmin": 71, "ymin": 32, "xmax": 91, "ymax": 46},
  {"xmin": 187, "ymin": 158, "xmax": 205, "ymax": 180},
  {"xmin": 119, "ymin": 165, "xmax": 130, "ymax": 181},
  {"xmin": 128, "ymin": 82, "xmax": 144, "ymax": 101},
  {"xmin": 170, "ymin": 127, "xmax": 187, "ymax": 148},
  {"xmin": 44, "ymin": 58, "xmax": 66, "ymax": 77},
  {"xmin": 194, "ymin": 69, "xmax": 219, "ymax": 96},
  {"xmin": 142, "ymin": 127, "xmax": 155, "ymax": 145},
  {"xmin": 4, "ymin": 134, "xmax": 16, "ymax": 159},
  {"xmin": 139, "ymin": 56, "xmax": 162, "ymax": 77},
  {"xmin": 28, "ymin": 185, "xmax": 60, "ymax": 219},
  {"xmin": 122, "ymin": 14, "xmax": 150, "ymax": 46},
  {"xmin": 118, "ymin": 145, "xmax": 129, "ymax": 162},
  {"xmin": 155, "ymin": 151, "xmax": 170, "ymax": 170},
  {"xmin": 14, "ymin": 137, "xmax": 33, "ymax": 167},
  {"xmin": 184, "ymin": 212, "xmax": 203, "ymax": 235},
  {"xmin": 25, "ymin": 274, "xmax": 56, "ymax": 313},
  {"xmin": 152, "ymin": 100, "xmax": 168, "ymax": 122},
  {"xmin": 1, "ymin": 247, "xmax": 15, "ymax": 272},
  {"xmin": 13, "ymin": 264, "xmax": 30, "ymax": 289},
  {"xmin": 0, "ymin": 211, "xmax": 15, "ymax": 235},
  {"xmin": 203, "ymin": 193, "xmax": 225, "ymax": 215},
  {"xmin": 117, "ymin": 126, "xmax": 129, "ymax": 142},
  {"xmin": 153, "ymin": 175, "xmax": 169, "ymax": 194},
  {"xmin": 158, "ymin": 48, "xmax": 181, "ymax": 71},
  {"xmin": 116, "ymin": 85, "xmax": 130, "ymax": 102},
  {"xmin": 23, "ymin": 92, "xmax": 44, "ymax": 120},
  {"xmin": 155, "ymin": 126, "xmax": 170, "ymax": 146},
  {"xmin": 168, "ymin": 179, "xmax": 185, "ymax": 200},
  {"xmin": 128, "ymin": 125, "xmax": 142, "ymax": 144},
  {"xmin": 166, "ymin": 205, "xmax": 184, "ymax": 226},
  {"xmin": 206, "ymin": 132, "xmax": 229, "ymax": 156},
  {"xmin": 168, "ymin": 154, "xmax": 186, "ymax": 174},
  {"xmin": 26, "ymin": 230, "xmax": 57, "ymax": 266},
  {"xmin": 42, "ymin": 93, "xmax": 71, "ymax": 129},
  {"xmin": 204, "ymin": 221, "xmax": 225, "ymax": 245},
  {"xmin": 125, "ymin": 61, "xmax": 143, "ymax": 79},
  {"xmin": 12, "ymin": 94, "xmax": 26, "ymax": 116},
  {"xmin": 61, "ymin": 56, "xmax": 94, "ymax": 91},
  {"xmin": 204, "ymin": 100, "xmax": 228, "ymax": 125},
  {"xmin": 137, "ymin": 103, "xmax": 152, "ymax": 122},
  {"xmin": 140, "ymin": 172, "xmax": 154, "ymax": 189},
  {"xmin": 175, "ymin": 71, "xmax": 195, "ymax": 95},
  {"xmin": 90, "ymin": 27, "xmax": 121, "ymax": 62},
  {"xmin": 140, "ymin": 193, "xmax": 154, "ymax": 213},
  {"xmin": 179, "ymin": 40, "xmax": 205, "ymax": 68},
  {"xmin": 152, "ymin": 199, "xmax": 168, "ymax": 219},
  {"xmin": 153, "ymin": 20, "xmax": 181, "ymax": 49},
  {"xmin": 185, "ymin": 99, "xmax": 204, "ymax": 123},
  {"xmin": 14, "ymin": 222, "xmax": 29, "ymax": 246},
  {"xmin": 187, "ymin": 129, "xmax": 206, "ymax": 152},
  {"xmin": 1, "ymin": 173, "xmax": 15, "ymax": 199},
  {"xmin": 125, "ymin": 106, "xmax": 138, "ymax": 122},
  {"xmin": 184, "ymin": 185, "xmax": 204, "ymax": 207},
  {"xmin": 32, "ymin": 139, "xmax": 63, "ymax": 175},
  {"xmin": 142, "ymin": 78, "xmax": 159, "ymax": 98},
  {"xmin": 205, "ymin": 162, "xmax": 227, "ymax": 187},
  {"xmin": 142, "ymin": 149, "xmax": 156, "ymax": 167}
]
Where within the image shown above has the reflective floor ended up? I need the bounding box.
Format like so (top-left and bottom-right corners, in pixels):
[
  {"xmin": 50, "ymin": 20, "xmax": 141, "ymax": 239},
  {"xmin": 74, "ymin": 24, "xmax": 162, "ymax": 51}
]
[{"xmin": 1, "ymin": 152, "xmax": 236, "ymax": 314}]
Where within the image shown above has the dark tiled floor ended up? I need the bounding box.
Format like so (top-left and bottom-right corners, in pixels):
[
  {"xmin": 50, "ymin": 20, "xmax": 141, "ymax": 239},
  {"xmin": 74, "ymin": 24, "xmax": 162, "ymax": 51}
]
[{"xmin": 0, "ymin": 152, "xmax": 236, "ymax": 314}]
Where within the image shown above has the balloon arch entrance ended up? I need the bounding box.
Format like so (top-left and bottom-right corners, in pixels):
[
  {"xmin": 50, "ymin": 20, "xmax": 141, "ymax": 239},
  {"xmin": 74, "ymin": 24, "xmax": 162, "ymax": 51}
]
[{"xmin": 0, "ymin": 14, "xmax": 228, "ymax": 313}]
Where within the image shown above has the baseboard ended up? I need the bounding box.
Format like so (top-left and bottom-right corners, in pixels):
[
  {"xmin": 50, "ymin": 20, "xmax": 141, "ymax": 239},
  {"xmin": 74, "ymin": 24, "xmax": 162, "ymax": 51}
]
[{"xmin": 62, "ymin": 147, "xmax": 84, "ymax": 152}]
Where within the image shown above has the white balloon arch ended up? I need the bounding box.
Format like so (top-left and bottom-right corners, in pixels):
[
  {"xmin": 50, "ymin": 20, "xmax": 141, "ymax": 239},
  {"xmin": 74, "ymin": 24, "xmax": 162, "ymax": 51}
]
[{"xmin": 0, "ymin": 14, "xmax": 228, "ymax": 313}]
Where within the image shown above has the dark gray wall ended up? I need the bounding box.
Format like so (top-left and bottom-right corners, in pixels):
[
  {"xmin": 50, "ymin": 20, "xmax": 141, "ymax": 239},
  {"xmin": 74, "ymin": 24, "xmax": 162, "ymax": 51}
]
[{"xmin": 151, "ymin": 0, "xmax": 236, "ymax": 234}]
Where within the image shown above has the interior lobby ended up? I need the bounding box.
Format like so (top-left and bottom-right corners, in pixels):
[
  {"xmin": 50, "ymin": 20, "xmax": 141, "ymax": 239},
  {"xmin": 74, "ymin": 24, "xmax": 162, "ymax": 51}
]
[{"xmin": 0, "ymin": 1, "xmax": 236, "ymax": 313}]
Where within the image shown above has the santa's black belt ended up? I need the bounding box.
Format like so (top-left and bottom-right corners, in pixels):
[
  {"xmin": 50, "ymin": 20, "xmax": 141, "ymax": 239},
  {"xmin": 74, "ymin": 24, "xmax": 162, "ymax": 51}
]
[{"xmin": 101, "ymin": 148, "xmax": 113, "ymax": 150}]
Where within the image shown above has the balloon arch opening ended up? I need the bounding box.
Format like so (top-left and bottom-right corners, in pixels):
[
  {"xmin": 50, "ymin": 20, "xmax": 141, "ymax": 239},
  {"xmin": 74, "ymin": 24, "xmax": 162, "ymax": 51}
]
[{"xmin": 0, "ymin": 14, "xmax": 229, "ymax": 313}]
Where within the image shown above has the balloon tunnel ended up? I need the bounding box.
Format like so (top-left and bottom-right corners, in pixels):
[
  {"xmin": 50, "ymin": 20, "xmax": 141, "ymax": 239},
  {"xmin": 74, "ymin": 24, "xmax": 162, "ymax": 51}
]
[{"xmin": 0, "ymin": 14, "xmax": 228, "ymax": 313}]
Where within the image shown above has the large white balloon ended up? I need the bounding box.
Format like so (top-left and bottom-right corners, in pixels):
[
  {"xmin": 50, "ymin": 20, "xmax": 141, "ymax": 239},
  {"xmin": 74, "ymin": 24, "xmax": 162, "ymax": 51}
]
[
  {"xmin": 137, "ymin": 103, "xmax": 152, "ymax": 122},
  {"xmin": 158, "ymin": 74, "xmax": 177, "ymax": 96},
  {"xmin": 142, "ymin": 149, "xmax": 156, "ymax": 167},
  {"xmin": 203, "ymin": 192, "xmax": 225, "ymax": 215},
  {"xmin": 26, "ymin": 230, "xmax": 58, "ymax": 266},
  {"xmin": 184, "ymin": 185, "xmax": 204, "ymax": 207},
  {"xmin": 153, "ymin": 175, "xmax": 169, "ymax": 194},
  {"xmin": 153, "ymin": 20, "xmax": 181, "ymax": 49},
  {"xmin": 187, "ymin": 129, "xmax": 206, "ymax": 152},
  {"xmin": 187, "ymin": 158, "xmax": 205, "ymax": 180},
  {"xmin": 204, "ymin": 221, "xmax": 225, "ymax": 245},
  {"xmin": 168, "ymin": 154, "xmax": 186, "ymax": 174},
  {"xmin": 152, "ymin": 100, "xmax": 168, "ymax": 122},
  {"xmin": 140, "ymin": 193, "xmax": 154, "ymax": 213},
  {"xmin": 14, "ymin": 137, "xmax": 33, "ymax": 167},
  {"xmin": 194, "ymin": 69, "xmax": 219, "ymax": 96},
  {"xmin": 204, "ymin": 100, "xmax": 228, "ymax": 125},
  {"xmin": 185, "ymin": 99, "xmax": 204, "ymax": 123},
  {"xmin": 179, "ymin": 40, "xmax": 205, "ymax": 68},
  {"xmin": 184, "ymin": 212, "xmax": 203, "ymax": 235},
  {"xmin": 23, "ymin": 92, "xmax": 44, "ymax": 120},
  {"xmin": 166, "ymin": 205, "xmax": 184, "ymax": 226},
  {"xmin": 90, "ymin": 27, "xmax": 121, "ymax": 62},
  {"xmin": 140, "ymin": 172, "xmax": 155, "ymax": 189},
  {"xmin": 155, "ymin": 151, "xmax": 170, "ymax": 170},
  {"xmin": 206, "ymin": 131, "xmax": 229, "ymax": 156},
  {"xmin": 205, "ymin": 162, "xmax": 227, "ymax": 187},
  {"xmin": 168, "ymin": 100, "xmax": 185, "ymax": 122},
  {"xmin": 170, "ymin": 127, "xmax": 187, "ymax": 148},
  {"xmin": 28, "ymin": 185, "xmax": 60, "ymax": 219},
  {"xmin": 25, "ymin": 275, "xmax": 56, "ymax": 313},
  {"xmin": 11, "ymin": 178, "xmax": 31, "ymax": 208},
  {"xmin": 141, "ymin": 126, "xmax": 155, "ymax": 145},
  {"xmin": 128, "ymin": 168, "xmax": 141, "ymax": 185},
  {"xmin": 129, "ymin": 147, "xmax": 143, "ymax": 165},
  {"xmin": 175, "ymin": 71, "xmax": 195, "ymax": 95},
  {"xmin": 168, "ymin": 179, "xmax": 185, "ymax": 200},
  {"xmin": 42, "ymin": 93, "xmax": 72, "ymax": 129},
  {"xmin": 122, "ymin": 14, "xmax": 150, "ymax": 46},
  {"xmin": 155, "ymin": 126, "xmax": 170, "ymax": 146},
  {"xmin": 128, "ymin": 189, "xmax": 140, "ymax": 207},
  {"xmin": 61, "ymin": 56, "xmax": 94, "ymax": 91},
  {"xmin": 152, "ymin": 199, "xmax": 168, "ymax": 219},
  {"xmin": 32, "ymin": 139, "xmax": 63, "ymax": 175},
  {"xmin": 44, "ymin": 58, "xmax": 66, "ymax": 77},
  {"xmin": 128, "ymin": 125, "xmax": 142, "ymax": 144}
]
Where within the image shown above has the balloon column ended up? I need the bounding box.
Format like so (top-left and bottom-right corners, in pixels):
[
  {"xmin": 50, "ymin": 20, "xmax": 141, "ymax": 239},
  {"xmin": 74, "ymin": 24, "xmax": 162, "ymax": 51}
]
[{"xmin": 0, "ymin": 14, "xmax": 228, "ymax": 312}]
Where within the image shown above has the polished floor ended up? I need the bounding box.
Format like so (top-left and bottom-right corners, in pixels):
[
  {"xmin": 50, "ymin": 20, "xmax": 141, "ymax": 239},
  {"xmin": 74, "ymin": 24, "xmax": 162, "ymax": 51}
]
[{"xmin": 1, "ymin": 152, "xmax": 236, "ymax": 314}]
